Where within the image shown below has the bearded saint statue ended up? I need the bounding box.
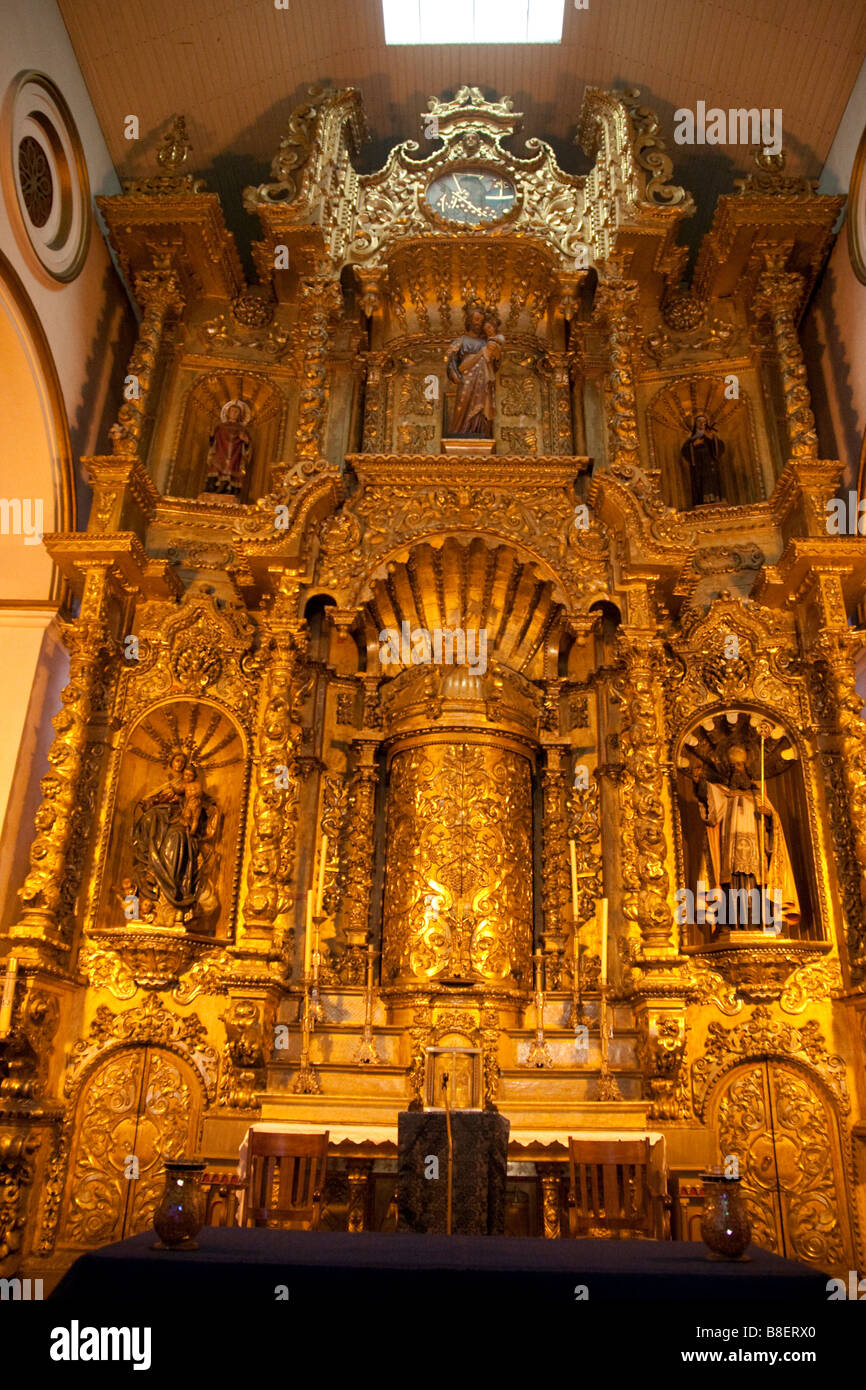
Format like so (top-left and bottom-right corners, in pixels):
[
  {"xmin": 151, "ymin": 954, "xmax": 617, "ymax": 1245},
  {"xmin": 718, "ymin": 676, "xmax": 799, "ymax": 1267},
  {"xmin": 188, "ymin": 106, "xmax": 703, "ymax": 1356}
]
[{"xmin": 692, "ymin": 744, "xmax": 800, "ymax": 934}]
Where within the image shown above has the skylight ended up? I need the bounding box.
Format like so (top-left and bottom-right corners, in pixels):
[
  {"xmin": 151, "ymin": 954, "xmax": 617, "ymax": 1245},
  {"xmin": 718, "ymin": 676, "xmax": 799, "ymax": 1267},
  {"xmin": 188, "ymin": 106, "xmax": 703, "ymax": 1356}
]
[{"xmin": 383, "ymin": 0, "xmax": 565, "ymax": 46}]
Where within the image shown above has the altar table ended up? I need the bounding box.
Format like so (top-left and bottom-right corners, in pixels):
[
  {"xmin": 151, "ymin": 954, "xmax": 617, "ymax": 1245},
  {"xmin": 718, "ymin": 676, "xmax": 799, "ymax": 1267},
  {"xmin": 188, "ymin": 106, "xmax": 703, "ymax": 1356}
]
[
  {"xmin": 235, "ymin": 1121, "xmax": 667, "ymax": 1236},
  {"xmin": 52, "ymin": 1228, "xmax": 829, "ymax": 1305}
]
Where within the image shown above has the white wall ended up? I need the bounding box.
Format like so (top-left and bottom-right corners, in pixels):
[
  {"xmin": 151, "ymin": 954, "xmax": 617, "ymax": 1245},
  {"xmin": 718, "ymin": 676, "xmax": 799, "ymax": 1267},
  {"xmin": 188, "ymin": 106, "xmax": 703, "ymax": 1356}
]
[{"xmin": 0, "ymin": 0, "xmax": 133, "ymax": 925}]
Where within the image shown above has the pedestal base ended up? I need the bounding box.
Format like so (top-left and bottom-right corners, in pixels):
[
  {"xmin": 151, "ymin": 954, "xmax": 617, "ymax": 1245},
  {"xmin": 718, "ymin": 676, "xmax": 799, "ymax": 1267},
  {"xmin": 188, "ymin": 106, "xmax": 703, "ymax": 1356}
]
[{"xmin": 396, "ymin": 1110, "xmax": 509, "ymax": 1235}]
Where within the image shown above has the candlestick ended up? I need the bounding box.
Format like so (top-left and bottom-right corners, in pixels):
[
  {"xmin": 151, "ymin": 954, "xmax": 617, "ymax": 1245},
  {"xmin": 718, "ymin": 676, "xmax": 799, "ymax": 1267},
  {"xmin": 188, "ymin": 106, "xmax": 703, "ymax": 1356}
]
[
  {"xmin": 0, "ymin": 957, "xmax": 18, "ymax": 1038},
  {"xmin": 526, "ymin": 948, "xmax": 553, "ymax": 1068},
  {"xmin": 597, "ymin": 896, "xmax": 609, "ymax": 985},
  {"xmin": 353, "ymin": 942, "xmax": 381, "ymax": 1065},
  {"xmin": 569, "ymin": 839, "xmax": 579, "ymax": 918},
  {"xmin": 303, "ymin": 888, "xmax": 314, "ymax": 978},
  {"xmin": 315, "ymin": 833, "xmax": 328, "ymax": 916}
]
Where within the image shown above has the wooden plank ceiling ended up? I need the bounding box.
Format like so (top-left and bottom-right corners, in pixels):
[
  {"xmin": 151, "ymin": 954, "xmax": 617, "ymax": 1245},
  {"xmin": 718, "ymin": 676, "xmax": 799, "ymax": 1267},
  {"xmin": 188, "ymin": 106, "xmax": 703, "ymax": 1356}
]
[{"xmin": 59, "ymin": 0, "xmax": 866, "ymax": 264}]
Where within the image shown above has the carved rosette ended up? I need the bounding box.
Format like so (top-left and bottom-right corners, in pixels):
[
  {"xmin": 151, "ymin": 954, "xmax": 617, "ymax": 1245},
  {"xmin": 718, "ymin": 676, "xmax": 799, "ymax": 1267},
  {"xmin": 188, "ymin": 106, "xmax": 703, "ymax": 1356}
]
[
  {"xmin": 753, "ymin": 260, "xmax": 818, "ymax": 459},
  {"xmin": 109, "ymin": 263, "xmax": 184, "ymax": 457},
  {"xmin": 614, "ymin": 629, "xmax": 673, "ymax": 953},
  {"xmin": 15, "ymin": 569, "xmax": 114, "ymax": 952},
  {"xmin": 596, "ymin": 276, "xmax": 641, "ymax": 470},
  {"xmin": 241, "ymin": 580, "xmax": 306, "ymax": 940}
]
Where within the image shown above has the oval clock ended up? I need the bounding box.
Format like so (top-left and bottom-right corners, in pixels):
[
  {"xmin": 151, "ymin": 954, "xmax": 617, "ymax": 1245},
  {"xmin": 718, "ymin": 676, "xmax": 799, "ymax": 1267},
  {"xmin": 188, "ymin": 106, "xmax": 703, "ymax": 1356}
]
[{"xmin": 425, "ymin": 169, "xmax": 517, "ymax": 225}]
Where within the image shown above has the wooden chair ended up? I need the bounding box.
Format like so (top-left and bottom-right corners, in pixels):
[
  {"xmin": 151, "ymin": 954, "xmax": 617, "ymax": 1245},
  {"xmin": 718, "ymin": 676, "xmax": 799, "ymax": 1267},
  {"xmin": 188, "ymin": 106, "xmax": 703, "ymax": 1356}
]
[
  {"xmin": 245, "ymin": 1131, "xmax": 330, "ymax": 1231},
  {"xmin": 566, "ymin": 1138, "xmax": 669, "ymax": 1239},
  {"xmin": 201, "ymin": 1170, "xmax": 247, "ymax": 1228}
]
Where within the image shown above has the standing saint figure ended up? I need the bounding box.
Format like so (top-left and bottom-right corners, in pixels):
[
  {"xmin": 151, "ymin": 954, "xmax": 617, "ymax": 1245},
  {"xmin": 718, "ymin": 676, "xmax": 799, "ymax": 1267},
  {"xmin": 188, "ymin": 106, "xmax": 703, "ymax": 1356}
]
[
  {"xmin": 444, "ymin": 307, "xmax": 503, "ymax": 439},
  {"xmin": 204, "ymin": 399, "xmax": 252, "ymax": 496},
  {"xmin": 131, "ymin": 751, "xmax": 219, "ymax": 928},
  {"xmin": 681, "ymin": 413, "xmax": 725, "ymax": 508},
  {"xmin": 692, "ymin": 745, "xmax": 800, "ymax": 933}
]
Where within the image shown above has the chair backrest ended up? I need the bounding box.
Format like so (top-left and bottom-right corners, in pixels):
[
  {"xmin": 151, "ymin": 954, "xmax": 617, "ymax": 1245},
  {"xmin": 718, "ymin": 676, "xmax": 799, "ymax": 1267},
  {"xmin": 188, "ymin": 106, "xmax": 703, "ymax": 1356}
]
[
  {"xmin": 246, "ymin": 1131, "xmax": 329, "ymax": 1229},
  {"xmin": 568, "ymin": 1138, "xmax": 652, "ymax": 1236}
]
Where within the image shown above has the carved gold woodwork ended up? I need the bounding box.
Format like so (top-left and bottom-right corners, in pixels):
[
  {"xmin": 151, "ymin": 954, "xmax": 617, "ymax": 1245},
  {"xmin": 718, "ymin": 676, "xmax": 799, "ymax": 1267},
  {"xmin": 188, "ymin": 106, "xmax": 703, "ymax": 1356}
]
[
  {"xmin": 712, "ymin": 1060, "xmax": 854, "ymax": 1275},
  {"xmin": 382, "ymin": 733, "xmax": 534, "ymax": 994},
  {"xmin": 59, "ymin": 1045, "xmax": 201, "ymax": 1248},
  {"xmin": 13, "ymin": 567, "xmax": 116, "ymax": 955},
  {"xmin": 6, "ymin": 82, "xmax": 866, "ymax": 1276}
]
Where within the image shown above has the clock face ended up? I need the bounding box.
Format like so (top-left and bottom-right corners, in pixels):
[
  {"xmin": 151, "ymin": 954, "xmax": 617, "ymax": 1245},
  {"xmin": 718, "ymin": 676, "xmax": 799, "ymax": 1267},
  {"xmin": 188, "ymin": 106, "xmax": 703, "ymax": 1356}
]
[{"xmin": 426, "ymin": 169, "xmax": 517, "ymax": 225}]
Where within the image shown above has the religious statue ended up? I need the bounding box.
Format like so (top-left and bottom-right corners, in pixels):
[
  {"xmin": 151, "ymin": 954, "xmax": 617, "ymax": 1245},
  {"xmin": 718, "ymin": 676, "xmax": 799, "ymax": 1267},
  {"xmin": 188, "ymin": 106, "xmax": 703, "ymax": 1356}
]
[
  {"xmin": 444, "ymin": 306, "xmax": 504, "ymax": 439},
  {"xmin": 681, "ymin": 413, "xmax": 725, "ymax": 507},
  {"xmin": 691, "ymin": 744, "xmax": 800, "ymax": 933},
  {"xmin": 204, "ymin": 399, "xmax": 252, "ymax": 496},
  {"xmin": 130, "ymin": 751, "xmax": 220, "ymax": 930}
]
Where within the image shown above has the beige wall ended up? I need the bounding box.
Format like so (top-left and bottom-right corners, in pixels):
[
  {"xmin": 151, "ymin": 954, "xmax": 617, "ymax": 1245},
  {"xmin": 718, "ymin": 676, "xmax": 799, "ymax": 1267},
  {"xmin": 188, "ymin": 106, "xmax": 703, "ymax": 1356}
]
[
  {"xmin": 804, "ymin": 56, "xmax": 866, "ymax": 492},
  {"xmin": 0, "ymin": 0, "xmax": 133, "ymax": 924}
]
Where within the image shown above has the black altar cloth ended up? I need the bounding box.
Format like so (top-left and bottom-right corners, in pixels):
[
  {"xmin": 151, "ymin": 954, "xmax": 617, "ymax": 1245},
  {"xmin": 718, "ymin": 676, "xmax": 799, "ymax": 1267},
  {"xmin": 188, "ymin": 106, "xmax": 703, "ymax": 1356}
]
[{"xmin": 51, "ymin": 1228, "xmax": 829, "ymax": 1305}]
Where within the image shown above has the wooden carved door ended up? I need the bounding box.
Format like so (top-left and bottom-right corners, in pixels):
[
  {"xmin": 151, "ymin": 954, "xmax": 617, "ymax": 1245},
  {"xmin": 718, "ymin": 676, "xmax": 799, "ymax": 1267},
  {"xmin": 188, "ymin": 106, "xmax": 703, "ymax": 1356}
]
[
  {"xmin": 713, "ymin": 1060, "xmax": 853, "ymax": 1275},
  {"xmin": 61, "ymin": 1046, "xmax": 201, "ymax": 1248}
]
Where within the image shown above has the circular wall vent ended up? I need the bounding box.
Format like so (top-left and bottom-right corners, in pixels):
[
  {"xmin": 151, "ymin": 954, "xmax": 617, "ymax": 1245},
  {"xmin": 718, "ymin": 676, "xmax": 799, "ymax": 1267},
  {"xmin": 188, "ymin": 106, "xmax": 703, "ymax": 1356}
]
[{"xmin": 5, "ymin": 71, "xmax": 90, "ymax": 282}]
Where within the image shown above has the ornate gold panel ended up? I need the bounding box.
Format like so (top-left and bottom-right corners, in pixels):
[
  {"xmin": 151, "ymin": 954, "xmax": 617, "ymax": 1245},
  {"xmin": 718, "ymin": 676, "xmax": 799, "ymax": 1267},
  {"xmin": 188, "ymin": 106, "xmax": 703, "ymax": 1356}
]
[
  {"xmin": 713, "ymin": 1060, "xmax": 853, "ymax": 1275},
  {"xmin": 60, "ymin": 1046, "xmax": 200, "ymax": 1248},
  {"xmin": 382, "ymin": 740, "xmax": 533, "ymax": 991}
]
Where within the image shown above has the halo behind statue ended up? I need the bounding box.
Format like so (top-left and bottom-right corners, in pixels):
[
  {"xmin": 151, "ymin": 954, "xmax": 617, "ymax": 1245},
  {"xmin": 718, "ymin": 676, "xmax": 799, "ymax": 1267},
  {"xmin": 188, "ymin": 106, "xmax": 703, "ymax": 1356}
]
[{"xmin": 220, "ymin": 398, "xmax": 251, "ymax": 424}]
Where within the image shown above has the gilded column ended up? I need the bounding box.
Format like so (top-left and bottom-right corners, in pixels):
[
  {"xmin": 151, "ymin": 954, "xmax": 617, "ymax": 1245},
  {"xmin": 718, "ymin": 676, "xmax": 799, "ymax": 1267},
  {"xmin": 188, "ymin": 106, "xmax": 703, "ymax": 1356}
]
[
  {"xmin": 754, "ymin": 252, "xmax": 818, "ymax": 459},
  {"xmin": 540, "ymin": 746, "xmax": 570, "ymax": 956},
  {"xmin": 108, "ymin": 261, "xmax": 184, "ymax": 459},
  {"xmin": 595, "ymin": 274, "xmax": 641, "ymax": 471},
  {"xmin": 341, "ymin": 740, "xmax": 380, "ymax": 944},
  {"xmin": 295, "ymin": 272, "xmax": 342, "ymax": 463},
  {"xmin": 807, "ymin": 572, "xmax": 866, "ymax": 968},
  {"xmin": 12, "ymin": 566, "xmax": 115, "ymax": 956},
  {"xmin": 613, "ymin": 603, "xmax": 674, "ymax": 955},
  {"xmin": 361, "ymin": 351, "xmax": 392, "ymax": 453},
  {"xmin": 241, "ymin": 574, "xmax": 307, "ymax": 946}
]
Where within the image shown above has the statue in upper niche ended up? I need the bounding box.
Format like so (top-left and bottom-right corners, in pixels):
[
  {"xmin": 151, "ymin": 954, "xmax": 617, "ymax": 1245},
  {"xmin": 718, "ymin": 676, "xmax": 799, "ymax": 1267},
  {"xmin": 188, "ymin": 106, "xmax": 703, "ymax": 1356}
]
[
  {"xmin": 204, "ymin": 399, "xmax": 252, "ymax": 497},
  {"xmin": 444, "ymin": 306, "xmax": 504, "ymax": 439},
  {"xmin": 681, "ymin": 413, "xmax": 725, "ymax": 508}
]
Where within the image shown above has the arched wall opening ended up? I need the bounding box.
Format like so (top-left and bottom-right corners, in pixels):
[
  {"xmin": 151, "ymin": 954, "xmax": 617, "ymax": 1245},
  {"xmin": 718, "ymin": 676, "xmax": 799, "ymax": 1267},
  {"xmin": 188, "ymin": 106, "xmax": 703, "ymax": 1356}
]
[{"xmin": 0, "ymin": 250, "xmax": 75, "ymax": 928}]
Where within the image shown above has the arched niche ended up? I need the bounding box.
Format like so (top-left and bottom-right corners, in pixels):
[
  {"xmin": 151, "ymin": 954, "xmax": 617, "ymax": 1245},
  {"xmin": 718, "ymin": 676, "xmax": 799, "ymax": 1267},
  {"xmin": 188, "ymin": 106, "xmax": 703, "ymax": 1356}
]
[
  {"xmin": 674, "ymin": 708, "xmax": 821, "ymax": 946},
  {"xmin": 647, "ymin": 376, "xmax": 761, "ymax": 511},
  {"xmin": 167, "ymin": 371, "xmax": 285, "ymax": 502},
  {"xmin": 96, "ymin": 699, "xmax": 247, "ymax": 938}
]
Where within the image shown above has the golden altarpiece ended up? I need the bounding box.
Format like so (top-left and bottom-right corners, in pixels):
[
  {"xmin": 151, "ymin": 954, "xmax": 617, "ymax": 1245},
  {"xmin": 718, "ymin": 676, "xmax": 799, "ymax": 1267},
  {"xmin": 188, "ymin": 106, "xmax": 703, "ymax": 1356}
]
[{"xmin": 2, "ymin": 85, "xmax": 866, "ymax": 1278}]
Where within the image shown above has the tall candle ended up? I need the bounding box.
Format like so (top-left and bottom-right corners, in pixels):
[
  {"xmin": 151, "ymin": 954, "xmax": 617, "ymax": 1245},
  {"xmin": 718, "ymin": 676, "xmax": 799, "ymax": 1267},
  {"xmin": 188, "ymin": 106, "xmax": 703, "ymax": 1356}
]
[
  {"xmin": 304, "ymin": 889, "xmax": 314, "ymax": 977},
  {"xmin": 569, "ymin": 840, "xmax": 579, "ymax": 920},
  {"xmin": 0, "ymin": 957, "xmax": 17, "ymax": 1037},
  {"xmin": 597, "ymin": 897, "xmax": 609, "ymax": 985},
  {"xmin": 315, "ymin": 834, "xmax": 328, "ymax": 916}
]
